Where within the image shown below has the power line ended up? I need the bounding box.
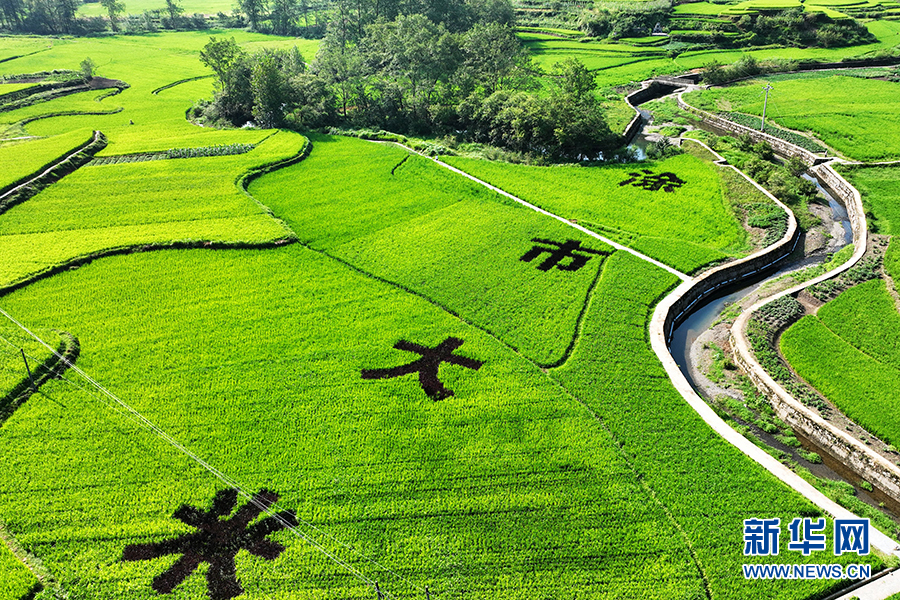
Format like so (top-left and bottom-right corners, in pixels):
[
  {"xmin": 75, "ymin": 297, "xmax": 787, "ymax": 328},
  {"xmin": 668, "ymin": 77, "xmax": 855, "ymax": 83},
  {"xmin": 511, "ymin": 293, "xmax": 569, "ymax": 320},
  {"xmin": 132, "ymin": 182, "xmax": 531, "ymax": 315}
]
[{"xmin": 0, "ymin": 308, "xmax": 427, "ymax": 599}]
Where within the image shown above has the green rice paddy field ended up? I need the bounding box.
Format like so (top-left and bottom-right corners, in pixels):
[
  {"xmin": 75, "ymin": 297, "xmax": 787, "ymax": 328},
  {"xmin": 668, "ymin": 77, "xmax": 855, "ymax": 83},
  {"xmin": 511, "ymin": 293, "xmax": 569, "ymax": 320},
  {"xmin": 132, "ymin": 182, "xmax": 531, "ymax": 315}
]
[
  {"xmin": 781, "ymin": 169, "xmax": 900, "ymax": 450},
  {"xmin": 685, "ymin": 74, "xmax": 900, "ymax": 161},
  {"xmin": 520, "ymin": 20, "xmax": 900, "ymax": 87},
  {"xmin": 0, "ymin": 29, "xmax": 889, "ymax": 600},
  {"xmin": 782, "ymin": 277, "xmax": 900, "ymax": 446}
]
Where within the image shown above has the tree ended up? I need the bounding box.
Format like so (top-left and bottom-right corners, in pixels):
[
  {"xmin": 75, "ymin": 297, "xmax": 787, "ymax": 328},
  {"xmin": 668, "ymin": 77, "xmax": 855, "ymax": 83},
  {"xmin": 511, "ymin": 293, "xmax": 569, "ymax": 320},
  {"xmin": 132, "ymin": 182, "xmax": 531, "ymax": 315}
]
[
  {"xmin": 200, "ymin": 36, "xmax": 245, "ymax": 86},
  {"xmin": 0, "ymin": 0, "xmax": 25, "ymax": 29},
  {"xmin": 312, "ymin": 24, "xmax": 368, "ymax": 117},
  {"xmin": 238, "ymin": 0, "xmax": 266, "ymax": 30},
  {"xmin": 100, "ymin": 0, "xmax": 125, "ymax": 31},
  {"xmin": 251, "ymin": 51, "xmax": 287, "ymax": 127},
  {"xmin": 459, "ymin": 23, "xmax": 530, "ymax": 96},
  {"xmin": 362, "ymin": 14, "xmax": 459, "ymax": 126},
  {"xmin": 269, "ymin": 0, "xmax": 297, "ymax": 35},
  {"xmin": 80, "ymin": 56, "xmax": 97, "ymax": 79},
  {"xmin": 163, "ymin": 0, "xmax": 183, "ymax": 28}
]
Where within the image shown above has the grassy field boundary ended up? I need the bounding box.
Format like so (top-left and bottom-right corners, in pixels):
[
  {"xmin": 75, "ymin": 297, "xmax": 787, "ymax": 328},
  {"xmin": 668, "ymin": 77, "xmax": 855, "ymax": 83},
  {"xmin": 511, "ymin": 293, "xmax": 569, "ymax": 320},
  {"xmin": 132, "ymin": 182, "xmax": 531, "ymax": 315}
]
[
  {"xmin": 16, "ymin": 107, "xmax": 123, "ymax": 127},
  {"xmin": 0, "ymin": 129, "xmax": 105, "ymax": 215},
  {"xmin": 0, "ymin": 130, "xmax": 312, "ymax": 296},
  {"xmin": 151, "ymin": 74, "xmax": 214, "ymax": 95}
]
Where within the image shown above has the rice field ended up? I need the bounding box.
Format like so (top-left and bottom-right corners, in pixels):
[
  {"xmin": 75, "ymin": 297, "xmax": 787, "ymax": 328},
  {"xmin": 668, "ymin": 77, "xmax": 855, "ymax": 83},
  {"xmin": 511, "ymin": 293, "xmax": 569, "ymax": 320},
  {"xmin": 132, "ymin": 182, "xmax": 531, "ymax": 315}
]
[
  {"xmin": 0, "ymin": 27, "xmax": 891, "ymax": 600},
  {"xmin": 782, "ymin": 279, "xmax": 900, "ymax": 445}
]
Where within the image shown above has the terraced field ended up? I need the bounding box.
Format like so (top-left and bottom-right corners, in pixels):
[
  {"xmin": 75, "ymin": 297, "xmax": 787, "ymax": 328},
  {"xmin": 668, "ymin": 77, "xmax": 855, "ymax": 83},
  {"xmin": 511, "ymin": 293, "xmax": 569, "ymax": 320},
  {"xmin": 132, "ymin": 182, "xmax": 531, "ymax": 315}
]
[
  {"xmin": 0, "ymin": 29, "xmax": 889, "ymax": 600},
  {"xmin": 519, "ymin": 19, "xmax": 900, "ymax": 88},
  {"xmin": 686, "ymin": 75, "xmax": 900, "ymax": 161},
  {"xmin": 782, "ymin": 277, "xmax": 900, "ymax": 445}
]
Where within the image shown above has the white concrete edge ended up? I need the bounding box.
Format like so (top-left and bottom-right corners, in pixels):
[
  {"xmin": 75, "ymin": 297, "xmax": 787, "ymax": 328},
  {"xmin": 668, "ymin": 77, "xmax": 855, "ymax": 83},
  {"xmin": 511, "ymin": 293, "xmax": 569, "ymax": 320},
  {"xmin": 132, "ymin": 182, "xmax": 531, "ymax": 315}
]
[
  {"xmin": 726, "ymin": 165, "xmax": 899, "ymax": 554},
  {"xmin": 648, "ymin": 150, "xmax": 899, "ymax": 556},
  {"xmin": 662, "ymin": 138, "xmax": 798, "ymax": 337},
  {"xmin": 370, "ymin": 139, "xmax": 693, "ymax": 282}
]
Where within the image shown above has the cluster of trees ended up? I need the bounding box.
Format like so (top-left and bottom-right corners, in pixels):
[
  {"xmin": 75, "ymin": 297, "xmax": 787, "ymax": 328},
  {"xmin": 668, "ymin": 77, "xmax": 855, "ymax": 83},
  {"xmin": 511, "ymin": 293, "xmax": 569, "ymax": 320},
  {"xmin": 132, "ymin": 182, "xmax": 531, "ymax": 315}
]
[
  {"xmin": 196, "ymin": 19, "xmax": 619, "ymax": 161},
  {"xmin": 0, "ymin": 0, "xmax": 197, "ymax": 33},
  {"xmin": 575, "ymin": 0, "xmax": 871, "ymax": 49},
  {"xmin": 726, "ymin": 133, "xmax": 818, "ymax": 209},
  {"xmin": 577, "ymin": 0, "xmax": 669, "ymax": 40},
  {"xmin": 702, "ymin": 55, "xmax": 798, "ymax": 85}
]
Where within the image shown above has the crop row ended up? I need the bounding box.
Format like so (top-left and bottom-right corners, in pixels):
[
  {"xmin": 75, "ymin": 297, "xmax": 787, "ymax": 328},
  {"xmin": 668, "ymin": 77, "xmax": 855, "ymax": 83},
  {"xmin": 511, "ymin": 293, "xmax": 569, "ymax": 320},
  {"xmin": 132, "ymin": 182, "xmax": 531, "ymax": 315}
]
[
  {"xmin": 723, "ymin": 112, "xmax": 827, "ymax": 153},
  {"xmin": 88, "ymin": 144, "xmax": 258, "ymax": 165},
  {"xmin": 166, "ymin": 143, "xmax": 255, "ymax": 159},
  {"xmin": 252, "ymin": 134, "xmax": 611, "ymax": 367},
  {"xmin": 0, "ymin": 131, "xmax": 302, "ymax": 289},
  {"xmin": 0, "ymin": 246, "xmax": 708, "ymax": 600},
  {"xmin": 815, "ymin": 278, "xmax": 900, "ymax": 370},
  {"xmin": 0, "ymin": 542, "xmax": 38, "ymax": 600},
  {"xmin": 782, "ymin": 312, "xmax": 900, "ymax": 446},
  {"xmin": 840, "ymin": 165, "xmax": 900, "ymax": 235},
  {"xmin": 0, "ymin": 129, "xmax": 95, "ymax": 192}
]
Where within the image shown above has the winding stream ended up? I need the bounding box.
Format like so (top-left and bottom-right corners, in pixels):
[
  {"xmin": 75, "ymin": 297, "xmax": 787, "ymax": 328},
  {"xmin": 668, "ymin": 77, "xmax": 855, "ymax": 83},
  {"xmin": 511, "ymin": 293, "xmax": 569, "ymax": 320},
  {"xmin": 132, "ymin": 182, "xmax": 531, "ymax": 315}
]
[{"xmin": 626, "ymin": 94, "xmax": 885, "ymax": 502}]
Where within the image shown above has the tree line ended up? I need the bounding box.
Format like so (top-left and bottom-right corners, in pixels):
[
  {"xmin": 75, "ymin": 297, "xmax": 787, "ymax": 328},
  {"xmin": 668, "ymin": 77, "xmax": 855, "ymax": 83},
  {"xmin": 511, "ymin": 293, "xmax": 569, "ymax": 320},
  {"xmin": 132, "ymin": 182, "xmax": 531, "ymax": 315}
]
[{"xmin": 194, "ymin": 19, "xmax": 618, "ymax": 162}]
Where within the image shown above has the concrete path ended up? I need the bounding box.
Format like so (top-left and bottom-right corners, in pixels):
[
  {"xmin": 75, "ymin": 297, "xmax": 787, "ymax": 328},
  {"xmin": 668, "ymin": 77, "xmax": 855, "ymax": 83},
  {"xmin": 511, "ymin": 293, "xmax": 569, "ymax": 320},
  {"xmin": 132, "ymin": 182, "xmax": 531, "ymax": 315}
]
[
  {"xmin": 377, "ymin": 140, "xmax": 692, "ymax": 282},
  {"xmin": 831, "ymin": 569, "xmax": 900, "ymax": 600}
]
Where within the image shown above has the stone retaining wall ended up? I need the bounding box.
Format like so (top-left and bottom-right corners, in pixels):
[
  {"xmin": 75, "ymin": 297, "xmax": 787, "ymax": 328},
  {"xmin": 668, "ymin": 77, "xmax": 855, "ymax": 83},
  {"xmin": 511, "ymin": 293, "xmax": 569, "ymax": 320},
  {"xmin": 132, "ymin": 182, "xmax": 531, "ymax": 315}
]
[
  {"xmin": 731, "ymin": 343, "xmax": 900, "ymax": 504},
  {"xmin": 623, "ymin": 81, "xmax": 682, "ymax": 144},
  {"xmin": 729, "ymin": 164, "xmax": 900, "ymax": 508},
  {"xmin": 677, "ymin": 93, "xmax": 827, "ymax": 166},
  {"xmin": 661, "ymin": 141, "xmax": 800, "ymax": 339}
]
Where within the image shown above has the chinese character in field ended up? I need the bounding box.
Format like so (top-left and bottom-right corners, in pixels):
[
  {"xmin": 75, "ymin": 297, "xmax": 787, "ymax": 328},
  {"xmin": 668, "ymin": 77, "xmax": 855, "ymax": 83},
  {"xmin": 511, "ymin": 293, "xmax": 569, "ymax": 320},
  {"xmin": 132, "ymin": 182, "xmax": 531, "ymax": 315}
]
[
  {"xmin": 787, "ymin": 517, "xmax": 827, "ymax": 555},
  {"xmin": 520, "ymin": 238, "xmax": 609, "ymax": 272},
  {"xmin": 619, "ymin": 169, "xmax": 686, "ymax": 193},
  {"xmin": 361, "ymin": 337, "xmax": 483, "ymax": 400},
  {"xmin": 122, "ymin": 488, "xmax": 296, "ymax": 599},
  {"xmin": 835, "ymin": 519, "xmax": 870, "ymax": 556},
  {"xmin": 744, "ymin": 518, "xmax": 781, "ymax": 556}
]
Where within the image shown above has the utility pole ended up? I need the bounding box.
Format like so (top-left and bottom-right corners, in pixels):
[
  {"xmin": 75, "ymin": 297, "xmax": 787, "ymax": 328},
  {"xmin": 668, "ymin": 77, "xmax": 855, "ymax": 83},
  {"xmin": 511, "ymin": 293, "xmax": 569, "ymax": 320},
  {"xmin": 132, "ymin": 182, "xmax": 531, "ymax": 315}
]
[
  {"xmin": 21, "ymin": 349, "xmax": 35, "ymax": 392},
  {"xmin": 761, "ymin": 83, "xmax": 773, "ymax": 132}
]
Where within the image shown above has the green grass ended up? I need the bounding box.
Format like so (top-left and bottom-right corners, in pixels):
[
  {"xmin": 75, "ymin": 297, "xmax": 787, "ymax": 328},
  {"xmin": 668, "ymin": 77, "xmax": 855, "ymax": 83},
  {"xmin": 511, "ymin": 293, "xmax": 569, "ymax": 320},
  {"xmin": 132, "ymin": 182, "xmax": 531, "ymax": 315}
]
[
  {"xmin": 549, "ymin": 251, "xmax": 879, "ymax": 599},
  {"xmin": 673, "ymin": 1, "xmax": 732, "ymax": 14},
  {"xmin": 0, "ymin": 541, "xmax": 38, "ymax": 600},
  {"xmin": 0, "ymin": 82, "xmax": 37, "ymax": 95},
  {"xmin": 686, "ymin": 75, "xmax": 900, "ymax": 161},
  {"xmin": 0, "ymin": 36, "xmax": 52, "ymax": 62},
  {"xmin": 0, "ymin": 246, "xmax": 708, "ymax": 600},
  {"xmin": 0, "ymin": 229, "xmax": 874, "ymax": 600},
  {"xmin": 0, "ymin": 316, "xmax": 58, "ymax": 408},
  {"xmin": 0, "ymin": 130, "xmax": 303, "ymax": 289},
  {"xmin": 251, "ymin": 134, "xmax": 611, "ymax": 366},
  {"xmin": 0, "ymin": 32, "xmax": 319, "ymax": 153},
  {"xmin": 782, "ymin": 308, "xmax": 900, "ymax": 446},
  {"xmin": 0, "ymin": 128, "xmax": 94, "ymax": 191},
  {"xmin": 0, "ymin": 27, "xmax": 890, "ymax": 600},
  {"xmin": 887, "ymin": 236, "xmax": 900, "ymax": 283},
  {"xmin": 817, "ymin": 278, "xmax": 900, "ymax": 370},
  {"xmin": 841, "ymin": 166, "xmax": 900, "ymax": 234},
  {"xmin": 442, "ymin": 153, "xmax": 749, "ymax": 273}
]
